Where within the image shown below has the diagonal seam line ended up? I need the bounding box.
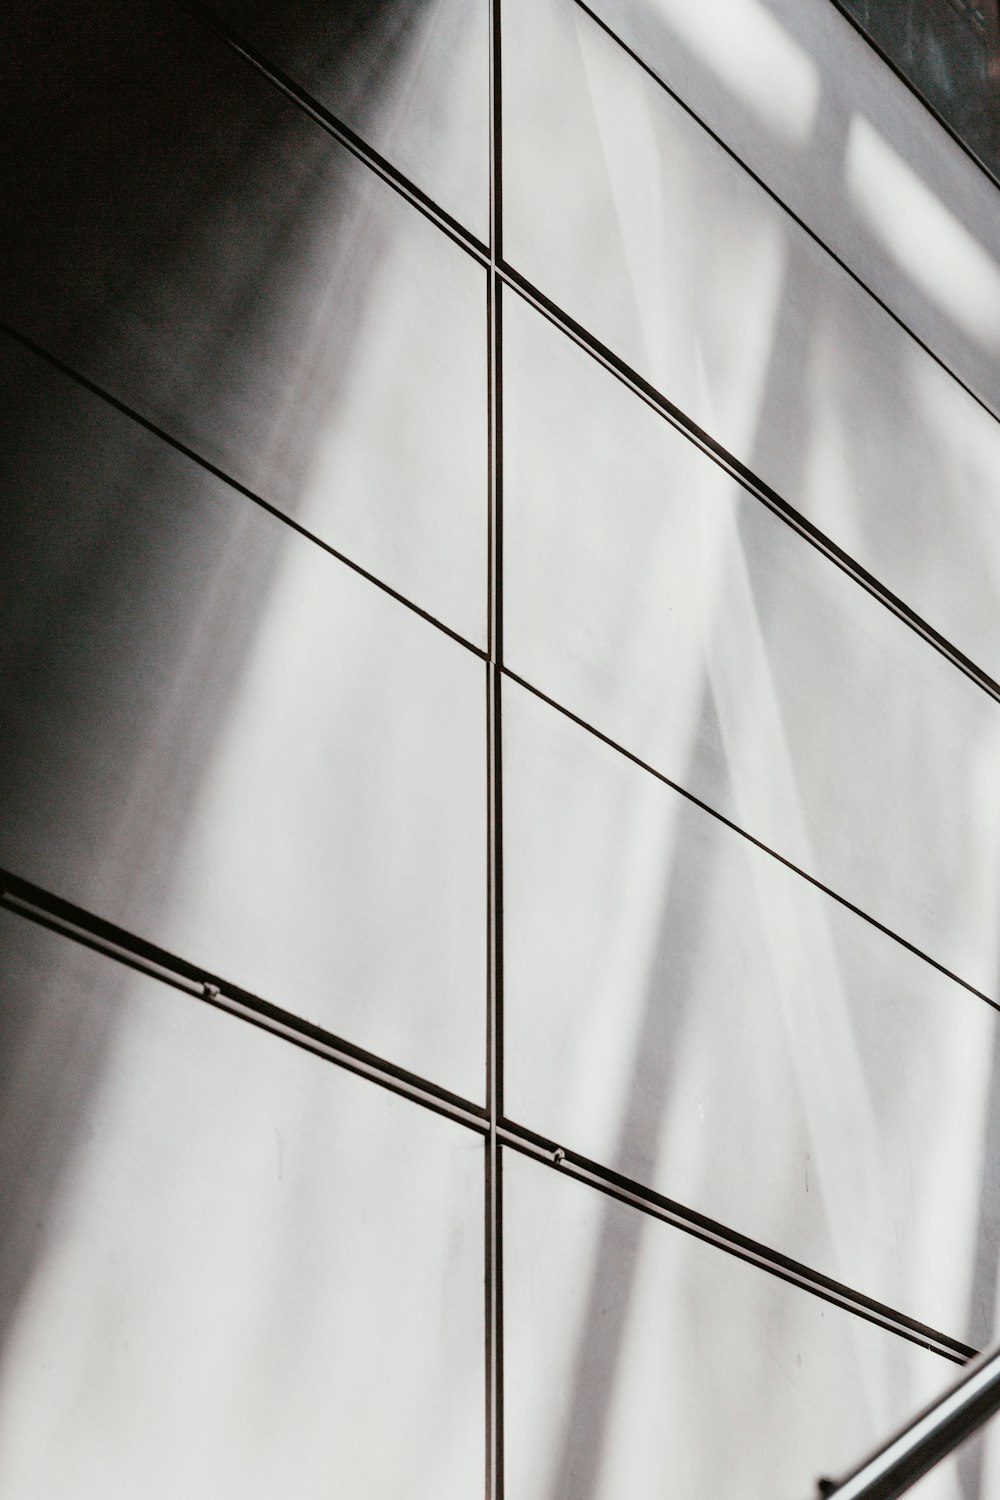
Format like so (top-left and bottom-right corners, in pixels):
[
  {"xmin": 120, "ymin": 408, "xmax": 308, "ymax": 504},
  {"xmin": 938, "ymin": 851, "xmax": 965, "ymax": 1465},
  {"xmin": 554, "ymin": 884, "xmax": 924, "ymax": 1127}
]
[
  {"xmin": 171, "ymin": 0, "xmax": 490, "ymax": 265},
  {"xmin": 503, "ymin": 667, "xmax": 1000, "ymax": 1017},
  {"xmin": 496, "ymin": 1123, "xmax": 976, "ymax": 1365},
  {"xmin": 824, "ymin": 0, "xmax": 1000, "ymax": 197},
  {"xmin": 0, "ymin": 319, "xmax": 488, "ymax": 662},
  {"xmin": 0, "ymin": 875, "xmax": 489, "ymax": 1133},
  {"xmin": 498, "ymin": 267, "xmax": 1000, "ymax": 708}
]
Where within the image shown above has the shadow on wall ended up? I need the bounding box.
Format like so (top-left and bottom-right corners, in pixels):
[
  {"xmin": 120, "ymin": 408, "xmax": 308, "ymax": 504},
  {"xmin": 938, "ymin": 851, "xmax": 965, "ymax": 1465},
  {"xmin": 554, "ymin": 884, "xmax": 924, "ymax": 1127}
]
[
  {"xmin": 0, "ymin": 908, "xmax": 485, "ymax": 1498},
  {"xmin": 543, "ymin": 740, "xmax": 729, "ymax": 1500},
  {"xmin": 0, "ymin": 0, "xmax": 489, "ymax": 602},
  {"xmin": 0, "ymin": 0, "xmax": 486, "ymax": 1415},
  {"xmin": 198, "ymin": 0, "xmax": 489, "ymax": 234}
]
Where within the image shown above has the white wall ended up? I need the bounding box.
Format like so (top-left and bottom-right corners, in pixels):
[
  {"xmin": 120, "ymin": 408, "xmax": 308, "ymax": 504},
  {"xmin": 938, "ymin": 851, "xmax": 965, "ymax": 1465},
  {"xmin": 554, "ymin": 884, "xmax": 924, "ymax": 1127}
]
[{"xmin": 1, "ymin": 0, "xmax": 997, "ymax": 1495}]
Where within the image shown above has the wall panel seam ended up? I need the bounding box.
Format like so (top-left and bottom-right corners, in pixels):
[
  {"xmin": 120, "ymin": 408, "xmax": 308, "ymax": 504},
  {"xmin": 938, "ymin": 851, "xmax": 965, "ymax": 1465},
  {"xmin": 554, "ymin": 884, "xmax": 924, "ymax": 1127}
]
[
  {"xmin": 171, "ymin": 0, "xmax": 491, "ymax": 264},
  {"xmin": 497, "ymin": 1127, "xmax": 975, "ymax": 1366},
  {"xmin": 0, "ymin": 883, "xmax": 488, "ymax": 1132},
  {"xmin": 0, "ymin": 876, "xmax": 974, "ymax": 1372},
  {"xmin": 0, "ymin": 321, "xmax": 488, "ymax": 662},
  {"xmin": 486, "ymin": 0, "xmax": 505, "ymax": 1489}
]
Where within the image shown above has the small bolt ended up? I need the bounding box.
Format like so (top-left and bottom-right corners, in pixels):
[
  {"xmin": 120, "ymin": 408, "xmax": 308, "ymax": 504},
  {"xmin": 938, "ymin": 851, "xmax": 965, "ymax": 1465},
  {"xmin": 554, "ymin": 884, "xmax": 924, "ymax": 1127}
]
[
  {"xmin": 202, "ymin": 982, "xmax": 220, "ymax": 1000},
  {"xmin": 552, "ymin": 1148, "xmax": 566, "ymax": 1167}
]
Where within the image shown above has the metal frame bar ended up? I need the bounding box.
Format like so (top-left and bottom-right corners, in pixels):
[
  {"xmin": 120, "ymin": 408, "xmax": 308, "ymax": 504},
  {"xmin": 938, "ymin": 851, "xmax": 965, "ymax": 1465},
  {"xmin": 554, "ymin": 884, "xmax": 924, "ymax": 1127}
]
[
  {"xmin": 486, "ymin": 0, "xmax": 506, "ymax": 1493},
  {"xmin": 816, "ymin": 1341, "xmax": 1000, "ymax": 1498}
]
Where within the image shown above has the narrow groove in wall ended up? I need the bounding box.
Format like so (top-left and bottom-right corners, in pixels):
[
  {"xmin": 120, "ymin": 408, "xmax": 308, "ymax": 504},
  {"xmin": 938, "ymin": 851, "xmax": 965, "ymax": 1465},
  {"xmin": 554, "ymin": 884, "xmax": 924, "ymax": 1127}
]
[
  {"xmin": 570, "ymin": 0, "xmax": 1000, "ymax": 430},
  {"xmin": 0, "ymin": 321, "xmax": 488, "ymax": 665},
  {"xmin": 503, "ymin": 667, "xmax": 1000, "ymax": 1017},
  {"xmin": 499, "ymin": 268, "xmax": 1000, "ymax": 710},
  {"xmin": 172, "ymin": 0, "xmax": 491, "ymax": 267},
  {"xmin": 0, "ymin": 876, "xmax": 488, "ymax": 1136},
  {"xmin": 486, "ymin": 662, "xmax": 504, "ymax": 1500},
  {"xmin": 496, "ymin": 1124, "xmax": 975, "ymax": 1366},
  {"xmin": 486, "ymin": 2, "xmax": 506, "ymax": 1490},
  {"xmin": 161, "ymin": 0, "xmax": 1000, "ymax": 710},
  {"xmin": 0, "ymin": 869, "xmax": 976, "ymax": 1367},
  {"xmin": 485, "ymin": 387, "xmax": 501, "ymax": 1500}
]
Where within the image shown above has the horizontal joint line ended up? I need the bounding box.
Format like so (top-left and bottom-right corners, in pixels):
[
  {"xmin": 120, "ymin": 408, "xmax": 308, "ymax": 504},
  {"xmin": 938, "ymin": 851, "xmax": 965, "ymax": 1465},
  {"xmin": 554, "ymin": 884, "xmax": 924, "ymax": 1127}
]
[
  {"xmin": 0, "ymin": 320, "xmax": 487, "ymax": 664},
  {"xmin": 502, "ymin": 668, "xmax": 1000, "ymax": 1016},
  {"xmin": 497, "ymin": 1121, "xmax": 974, "ymax": 1365},
  {"xmin": 0, "ymin": 877, "xmax": 488, "ymax": 1136}
]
